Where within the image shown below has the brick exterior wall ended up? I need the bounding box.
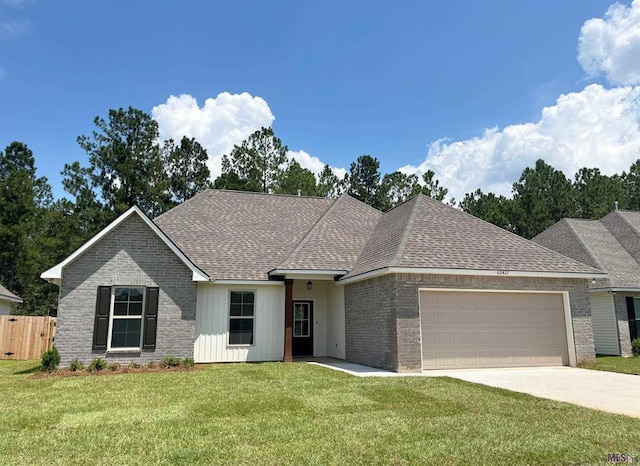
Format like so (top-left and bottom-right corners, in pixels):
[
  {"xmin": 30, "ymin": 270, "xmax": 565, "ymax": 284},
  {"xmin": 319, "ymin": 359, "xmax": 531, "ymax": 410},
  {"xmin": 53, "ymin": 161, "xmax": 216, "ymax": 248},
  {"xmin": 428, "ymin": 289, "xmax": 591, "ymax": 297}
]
[
  {"xmin": 613, "ymin": 292, "xmax": 637, "ymax": 357},
  {"xmin": 55, "ymin": 214, "xmax": 197, "ymax": 366},
  {"xmin": 345, "ymin": 273, "xmax": 596, "ymax": 373}
]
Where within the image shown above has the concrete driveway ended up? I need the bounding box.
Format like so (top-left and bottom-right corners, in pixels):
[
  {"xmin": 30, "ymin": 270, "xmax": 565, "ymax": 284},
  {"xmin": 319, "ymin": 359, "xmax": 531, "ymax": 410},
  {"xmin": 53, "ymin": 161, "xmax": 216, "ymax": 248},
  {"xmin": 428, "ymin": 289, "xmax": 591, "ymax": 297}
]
[{"xmin": 424, "ymin": 366, "xmax": 640, "ymax": 418}]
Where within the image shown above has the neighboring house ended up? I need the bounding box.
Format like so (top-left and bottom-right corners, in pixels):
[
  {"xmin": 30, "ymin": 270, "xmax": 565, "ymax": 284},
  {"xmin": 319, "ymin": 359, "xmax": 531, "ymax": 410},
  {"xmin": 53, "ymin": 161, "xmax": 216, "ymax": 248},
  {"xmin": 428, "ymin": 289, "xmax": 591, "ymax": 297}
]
[
  {"xmin": 534, "ymin": 209, "xmax": 640, "ymax": 357},
  {"xmin": 42, "ymin": 190, "xmax": 604, "ymax": 372},
  {"xmin": 0, "ymin": 284, "xmax": 23, "ymax": 315}
]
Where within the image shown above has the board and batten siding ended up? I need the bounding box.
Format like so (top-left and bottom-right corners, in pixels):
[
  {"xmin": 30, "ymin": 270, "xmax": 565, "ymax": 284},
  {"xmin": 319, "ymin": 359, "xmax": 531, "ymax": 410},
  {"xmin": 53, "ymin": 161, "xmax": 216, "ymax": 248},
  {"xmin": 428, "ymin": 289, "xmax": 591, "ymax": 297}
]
[
  {"xmin": 194, "ymin": 283, "xmax": 285, "ymax": 362},
  {"xmin": 326, "ymin": 284, "xmax": 345, "ymax": 359},
  {"xmin": 589, "ymin": 292, "xmax": 620, "ymax": 356}
]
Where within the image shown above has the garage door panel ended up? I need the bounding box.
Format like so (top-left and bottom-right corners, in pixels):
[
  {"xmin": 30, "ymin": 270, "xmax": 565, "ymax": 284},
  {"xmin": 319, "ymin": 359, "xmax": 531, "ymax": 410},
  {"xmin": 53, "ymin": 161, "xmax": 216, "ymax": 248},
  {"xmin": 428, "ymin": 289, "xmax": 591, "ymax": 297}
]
[{"xmin": 420, "ymin": 290, "xmax": 569, "ymax": 369}]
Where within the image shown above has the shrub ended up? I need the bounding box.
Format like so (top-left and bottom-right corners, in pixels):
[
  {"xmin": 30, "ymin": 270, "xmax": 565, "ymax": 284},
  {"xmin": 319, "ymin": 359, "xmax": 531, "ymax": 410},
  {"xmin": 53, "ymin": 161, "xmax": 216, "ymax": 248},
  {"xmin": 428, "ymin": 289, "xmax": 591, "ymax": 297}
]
[
  {"xmin": 68, "ymin": 359, "xmax": 84, "ymax": 372},
  {"xmin": 41, "ymin": 346, "xmax": 60, "ymax": 372},
  {"xmin": 88, "ymin": 358, "xmax": 107, "ymax": 372},
  {"xmin": 108, "ymin": 363, "xmax": 121, "ymax": 372},
  {"xmin": 147, "ymin": 361, "xmax": 157, "ymax": 369},
  {"xmin": 162, "ymin": 356, "xmax": 181, "ymax": 368},
  {"xmin": 632, "ymin": 338, "xmax": 640, "ymax": 358},
  {"xmin": 182, "ymin": 358, "xmax": 195, "ymax": 368},
  {"xmin": 127, "ymin": 361, "xmax": 141, "ymax": 369}
]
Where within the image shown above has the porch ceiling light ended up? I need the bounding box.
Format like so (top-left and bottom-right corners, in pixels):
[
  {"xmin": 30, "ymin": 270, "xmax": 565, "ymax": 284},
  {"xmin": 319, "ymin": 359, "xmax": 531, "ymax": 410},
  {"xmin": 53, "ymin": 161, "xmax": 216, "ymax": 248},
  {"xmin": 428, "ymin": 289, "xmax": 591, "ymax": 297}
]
[{"xmin": 306, "ymin": 280, "xmax": 313, "ymax": 291}]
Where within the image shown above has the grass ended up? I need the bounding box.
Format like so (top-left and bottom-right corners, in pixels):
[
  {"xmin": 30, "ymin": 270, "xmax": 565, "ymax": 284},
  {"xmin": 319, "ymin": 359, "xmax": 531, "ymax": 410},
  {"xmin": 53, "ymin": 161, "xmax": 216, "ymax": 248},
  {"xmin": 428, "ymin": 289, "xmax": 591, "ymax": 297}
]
[
  {"xmin": 580, "ymin": 355, "xmax": 640, "ymax": 375},
  {"xmin": 1, "ymin": 361, "xmax": 639, "ymax": 465}
]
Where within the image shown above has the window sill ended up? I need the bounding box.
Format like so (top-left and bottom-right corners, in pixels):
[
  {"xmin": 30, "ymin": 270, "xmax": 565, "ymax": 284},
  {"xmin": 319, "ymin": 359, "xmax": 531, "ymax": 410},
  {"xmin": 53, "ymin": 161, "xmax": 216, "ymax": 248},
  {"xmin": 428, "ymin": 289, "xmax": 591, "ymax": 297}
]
[
  {"xmin": 106, "ymin": 348, "xmax": 142, "ymax": 354},
  {"xmin": 226, "ymin": 344, "xmax": 255, "ymax": 348}
]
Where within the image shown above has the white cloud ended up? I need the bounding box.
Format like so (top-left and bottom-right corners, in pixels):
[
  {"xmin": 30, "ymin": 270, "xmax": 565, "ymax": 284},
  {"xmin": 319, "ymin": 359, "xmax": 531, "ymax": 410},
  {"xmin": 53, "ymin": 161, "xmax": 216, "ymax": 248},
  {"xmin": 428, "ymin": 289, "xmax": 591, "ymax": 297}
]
[
  {"xmin": 0, "ymin": 19, "xmax": 31, "ymax": 40},
  {"xmin": 287, "ymin": 149, "xmax": 347, "ymax": 180},
  {"xmin": 578, "ymin": 0, "xmax": 640, "ymax": 85},
  {"xmin": 152, "ymin": 92, "xmax": 275, "ymax": 178},
  {"xmin": 400, "ymin": 84, "xmax": 640, "ymax": 201}
]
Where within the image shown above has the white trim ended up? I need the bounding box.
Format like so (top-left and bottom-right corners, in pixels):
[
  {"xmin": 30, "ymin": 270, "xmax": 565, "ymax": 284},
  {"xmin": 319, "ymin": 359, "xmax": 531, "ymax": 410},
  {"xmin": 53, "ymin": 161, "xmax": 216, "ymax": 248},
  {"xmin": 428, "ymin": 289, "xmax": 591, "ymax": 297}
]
[
  {"xmin": 591, "ymin": 287, "xmax": 640, "ymax": 293},
  {"xmin": 227, "ymin": 289, "xmax": 256, "ymax": 347},
  {"xmin": 418, "ymin": 287, "xmax": 577, "ymax": 367},
  {"xmin": 339, "ymin": 267, "xmax": 606, "ymax": 285},
  {"xmin": 40, "ymin": 206, "xmax": 209, "ymax": 283},
  {"xmin": 106, "ymin": 285, "xmax": 145, "ymax": 352},
  {"xmin": 269, "ymin": 269, "xmax": 347, "ymax": 279},
  {"xmin": 0, "ymin": 295, "xmax": 23, "ymax": 304},
  {"xmin": 213, "ymin": 279, "xmax": 283, "ymax": 286}
]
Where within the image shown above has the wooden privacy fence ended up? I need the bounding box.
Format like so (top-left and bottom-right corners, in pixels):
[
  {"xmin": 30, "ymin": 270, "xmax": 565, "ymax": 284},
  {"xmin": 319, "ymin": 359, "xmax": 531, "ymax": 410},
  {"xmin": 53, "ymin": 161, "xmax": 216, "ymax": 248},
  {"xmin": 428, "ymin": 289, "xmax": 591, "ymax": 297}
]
[{"xmin": 0, "ymin": 316, "xmax": 56, "ymax": 360}]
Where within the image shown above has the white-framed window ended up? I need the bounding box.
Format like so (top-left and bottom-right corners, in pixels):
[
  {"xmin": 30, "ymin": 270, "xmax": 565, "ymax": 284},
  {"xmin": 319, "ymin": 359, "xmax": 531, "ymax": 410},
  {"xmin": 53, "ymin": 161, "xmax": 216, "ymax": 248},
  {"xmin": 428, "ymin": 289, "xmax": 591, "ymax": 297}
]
[
  {"xmin": 228, "ymin": 291, "xmax": 255, "ymax": 345},
  {"xmin": 294, "ymin": 302, "xmax": 310, "ymax": 337},
  {"xmin": 108, "ymin": 286, "xmax": 145, "ymax": 349}
]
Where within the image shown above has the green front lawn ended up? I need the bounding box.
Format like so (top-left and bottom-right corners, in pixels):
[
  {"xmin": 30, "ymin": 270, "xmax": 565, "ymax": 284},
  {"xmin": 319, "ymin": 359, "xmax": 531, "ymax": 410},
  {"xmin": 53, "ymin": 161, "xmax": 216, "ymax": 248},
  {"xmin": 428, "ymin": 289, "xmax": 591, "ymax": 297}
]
[
  {"xmin": 1, "ymin": 360, "xmax": 639, "ymax": 465},
  {"xmin": 580, "ymin": 355, "xmax": 640, "ymax": 375}
]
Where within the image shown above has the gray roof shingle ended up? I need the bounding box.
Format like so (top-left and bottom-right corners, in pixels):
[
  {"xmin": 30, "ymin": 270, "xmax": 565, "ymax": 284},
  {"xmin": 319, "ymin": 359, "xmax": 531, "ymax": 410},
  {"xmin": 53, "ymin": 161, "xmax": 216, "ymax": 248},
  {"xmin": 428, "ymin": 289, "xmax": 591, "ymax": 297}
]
[
  {"xmin": 275, "ymin": 194, "xmax": 382, "ymax": 272},
  {"xmin": 0, "ymin": 283, "xmax": 22, "ymax": 302},
  {"xmin": 345, "ymin": 194, "xmax": 601, "ymax": 279},
  {"xmin": 534, "ymin": 213, "xmax": 640, "ymax": 289},
  {"xmin": 154, "ymin": 190, "xmax": 334, "ymax": 280}
]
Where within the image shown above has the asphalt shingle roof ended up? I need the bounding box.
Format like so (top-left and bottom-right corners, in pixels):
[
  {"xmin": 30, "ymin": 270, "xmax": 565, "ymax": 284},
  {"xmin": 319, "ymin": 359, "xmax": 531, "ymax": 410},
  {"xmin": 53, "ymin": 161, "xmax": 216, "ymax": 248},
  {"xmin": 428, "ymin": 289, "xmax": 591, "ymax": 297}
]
[
  {"xmin": 534, "ymin": 214, "xmax": 640, "ymax": 289},
  {"xmin": 276, "ymin": 194, "xmax": 382, "ymax": 272},
  {"xmin": 155, "ymin": 190, "xmax": 335, "ymax": 280},
  {"xmin": 0, "ymin": 283, "xmax": 22, "ymax": 302},
  {"xmin": 345, "ymin": 194, "xmax": 601, "ymax": 279}
]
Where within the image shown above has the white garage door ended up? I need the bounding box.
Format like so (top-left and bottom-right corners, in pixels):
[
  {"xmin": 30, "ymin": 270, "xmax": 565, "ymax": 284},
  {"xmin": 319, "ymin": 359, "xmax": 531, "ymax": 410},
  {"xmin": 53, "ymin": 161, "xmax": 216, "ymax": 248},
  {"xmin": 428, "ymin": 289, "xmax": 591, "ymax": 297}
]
[{"xmin": 420, "ymin": 290, "xmax": 569, "ymax": 369}]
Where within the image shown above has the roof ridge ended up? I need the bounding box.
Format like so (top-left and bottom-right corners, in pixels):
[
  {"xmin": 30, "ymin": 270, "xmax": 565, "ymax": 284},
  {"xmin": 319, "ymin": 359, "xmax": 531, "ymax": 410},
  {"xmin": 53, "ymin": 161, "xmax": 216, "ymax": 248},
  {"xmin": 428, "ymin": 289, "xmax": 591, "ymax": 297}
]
[
  {"xmin": 214, "ymin": 188, "xmax": 332, "ymax": 200},
  {"xmin": 613, "ymin": 209, "xmax": 640, "ymax": 233},
  {"xmin": 563, "ymin": 218, "xmax": 604, "ymax": 270},
  {"xmin": 390, "ymin": 194, "xmax": 423, "ymax": 267},
  {"xmin": 273, "ymin": 196, "xmax": 339, "ymax": 269}
]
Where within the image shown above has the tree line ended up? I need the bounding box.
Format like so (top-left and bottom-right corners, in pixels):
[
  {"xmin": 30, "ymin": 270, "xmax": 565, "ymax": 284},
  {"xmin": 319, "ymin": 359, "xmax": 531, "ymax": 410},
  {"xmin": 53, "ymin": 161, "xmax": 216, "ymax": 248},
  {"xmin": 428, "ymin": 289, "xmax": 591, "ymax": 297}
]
[{"xmin": 1, "ymin": 105, "xmax": 639, "ymax": 315}]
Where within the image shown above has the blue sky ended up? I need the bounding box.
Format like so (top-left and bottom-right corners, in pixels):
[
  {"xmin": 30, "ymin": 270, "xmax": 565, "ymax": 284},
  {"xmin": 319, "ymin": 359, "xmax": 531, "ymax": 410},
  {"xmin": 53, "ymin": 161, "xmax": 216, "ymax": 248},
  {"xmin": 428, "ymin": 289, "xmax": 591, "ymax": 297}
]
[{"xmin": 1, "ymin": 0, "xmax": 639, "ymax": 201}]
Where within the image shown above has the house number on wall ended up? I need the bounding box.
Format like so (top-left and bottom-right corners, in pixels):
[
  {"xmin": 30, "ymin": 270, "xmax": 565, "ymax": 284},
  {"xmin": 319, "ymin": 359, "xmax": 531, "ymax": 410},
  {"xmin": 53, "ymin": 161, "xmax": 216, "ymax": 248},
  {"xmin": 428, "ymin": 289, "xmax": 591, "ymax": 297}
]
[{"xmin": 496, "ymin": 270, "xmax": 509, "ymax": 275}]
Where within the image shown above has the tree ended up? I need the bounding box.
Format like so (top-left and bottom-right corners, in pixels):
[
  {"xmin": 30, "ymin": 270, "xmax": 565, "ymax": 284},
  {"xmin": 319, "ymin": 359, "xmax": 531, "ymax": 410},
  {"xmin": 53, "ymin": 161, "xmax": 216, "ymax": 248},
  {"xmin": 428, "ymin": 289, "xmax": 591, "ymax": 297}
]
[
  {"xmin": 378, "ymin": 171, "xmax": 422, "ymax": 211},
  {"xmin": 215, "ymin": 127, "xmax": 288, "ymax": 193},
  {"xmin": 421, "ymin": 170, "xmax": 448, "ymax": 201},
  {"xmin": 348, "ymin": 155, "xmax": 382, "ymax": 208},
  {"xmin": 316, "ymin": 164, "xmax": 346, "ymax": 198},
  {"xmin": 460, "ymin": 189, "xmax": 516, "ymax": 232},
  {"xmin": 0, "ymin": 142, "xmax": 58, "ymax": 315},
  {"xmin": 275, "ymin": 159, "xmax": 318, "ymax": 196},
  {"xmin": 76, "ymin": 107, "xmax": 169, "ymax": 217},
  {"xmin": 511, "ymin": 159, "xmax": 576, "ymax": 238},
  {"xmin": 574, "ymin": 167, "xmax": 625, "ymax": 219},
  {"xmin": 165, "ymin": 136, "xmax": 210, "ymax": 204},
  {"xmin": 621, "ymin": 159, "xmax": 640, "ymax": 210}
]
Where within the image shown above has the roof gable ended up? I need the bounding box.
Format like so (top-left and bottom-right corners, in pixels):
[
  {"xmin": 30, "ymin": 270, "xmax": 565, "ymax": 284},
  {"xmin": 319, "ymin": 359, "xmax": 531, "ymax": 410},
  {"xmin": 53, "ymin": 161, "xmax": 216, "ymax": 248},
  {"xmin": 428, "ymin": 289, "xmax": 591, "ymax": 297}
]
[
  {"xmin": 41, "ymin": 206, "xmax": 209, "ymax": 284},
  {"xmin": 344, "ymin": 194, "xmax": 602, "ymax": 280}
]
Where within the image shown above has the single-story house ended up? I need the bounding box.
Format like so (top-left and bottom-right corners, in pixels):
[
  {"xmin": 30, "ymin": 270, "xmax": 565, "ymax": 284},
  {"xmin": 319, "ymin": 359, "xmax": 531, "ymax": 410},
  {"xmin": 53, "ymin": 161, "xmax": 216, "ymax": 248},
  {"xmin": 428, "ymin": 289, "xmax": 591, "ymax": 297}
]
[
  {"xmin": 42, "ymin": 190, "xmax": 604, "ymax": 372},
  {"xmin": 533, "ymin": 209, "xmax": 640, "ymax": 357},
  {"xmin": 0, "ymin": 284, "xmax": 22, "ymax": 315}
]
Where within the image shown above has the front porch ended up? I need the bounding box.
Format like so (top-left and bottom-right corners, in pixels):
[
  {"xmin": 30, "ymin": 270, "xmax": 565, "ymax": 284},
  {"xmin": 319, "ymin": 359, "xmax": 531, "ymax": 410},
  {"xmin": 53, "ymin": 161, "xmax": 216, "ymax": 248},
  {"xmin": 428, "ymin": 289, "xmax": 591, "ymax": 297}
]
[{"xmin": 282, "ymin": 276, "xmax": 346, "ymax": 362}]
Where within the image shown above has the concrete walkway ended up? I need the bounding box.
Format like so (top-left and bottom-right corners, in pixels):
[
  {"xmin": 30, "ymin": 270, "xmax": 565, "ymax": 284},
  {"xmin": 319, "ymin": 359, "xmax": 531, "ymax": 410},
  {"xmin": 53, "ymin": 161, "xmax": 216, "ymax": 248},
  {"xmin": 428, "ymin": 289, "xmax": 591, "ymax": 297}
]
[{"xmin": 309, "ymin": 360, "xmax": 640, "ymax": 418}]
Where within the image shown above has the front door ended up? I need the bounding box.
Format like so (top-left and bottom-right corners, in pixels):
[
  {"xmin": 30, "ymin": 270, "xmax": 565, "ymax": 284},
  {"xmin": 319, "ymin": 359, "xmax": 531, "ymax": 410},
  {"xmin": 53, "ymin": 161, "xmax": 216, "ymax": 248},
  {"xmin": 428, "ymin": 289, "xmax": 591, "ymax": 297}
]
[{"xmin": 292, "ymin": 301, "xmax": 313, "ymax": 356}]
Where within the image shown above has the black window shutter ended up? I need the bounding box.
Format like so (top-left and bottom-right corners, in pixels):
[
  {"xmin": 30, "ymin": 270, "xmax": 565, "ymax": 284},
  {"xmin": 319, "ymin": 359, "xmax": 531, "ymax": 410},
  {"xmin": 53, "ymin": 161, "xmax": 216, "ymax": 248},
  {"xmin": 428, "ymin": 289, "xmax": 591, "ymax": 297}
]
[
  {"xmin": 92, "ymin": 286, "xmax": 111, "ymax": 350},
  {"xmin": 627, "ymin": 297, "xmax": 638, "ymax": 341},
  {"xmin": 143, "ymin": 287, "xmax": 159, "ymax": 350}
]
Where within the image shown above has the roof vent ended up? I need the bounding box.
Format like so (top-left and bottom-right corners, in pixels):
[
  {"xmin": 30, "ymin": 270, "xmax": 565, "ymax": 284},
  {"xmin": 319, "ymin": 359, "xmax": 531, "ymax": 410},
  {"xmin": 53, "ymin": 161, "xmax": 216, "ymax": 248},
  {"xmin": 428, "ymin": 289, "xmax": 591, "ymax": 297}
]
[
  {"xmin": 297, "ymin": 189, "xmax": 301, "ymax": 197},
  {"xmin": 615, "ymin": 201, "xmax": 619, "ymax": 211}
]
